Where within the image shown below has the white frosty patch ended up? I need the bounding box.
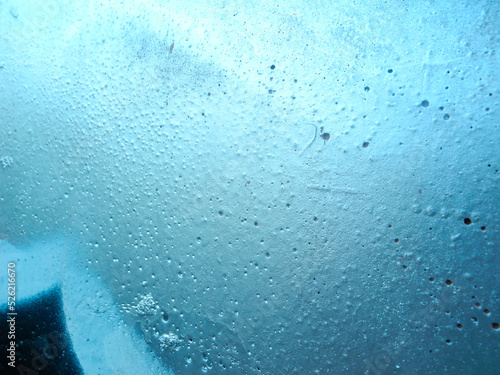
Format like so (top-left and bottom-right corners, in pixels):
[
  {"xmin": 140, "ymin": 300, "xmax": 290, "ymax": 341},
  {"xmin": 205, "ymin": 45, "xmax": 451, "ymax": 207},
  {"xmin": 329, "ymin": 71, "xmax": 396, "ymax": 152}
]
[
  {"xmin": 120, "ymin": 293, "xmax": 158, "ymax": 315},
  {"xmin": 134, "ymin": 293, "xmax": 158, "ymax": 316},
  {"xmin": 0, "ymin": 156, "xmax": 13, "ymax": 169},
  {"xmin": 158, "ymin": 332, "xmax": 182, "ymax": 352}
]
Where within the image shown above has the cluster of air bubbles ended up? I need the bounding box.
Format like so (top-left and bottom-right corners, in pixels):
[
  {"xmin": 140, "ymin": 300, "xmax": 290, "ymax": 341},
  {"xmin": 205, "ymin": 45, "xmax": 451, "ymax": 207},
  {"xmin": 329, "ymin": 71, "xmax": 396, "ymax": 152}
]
[
  {"xmin": 121, "ymin": 293, "xmax": 158, "ymax": 316},
  {"xmin": 158, "ymin": 332, "xmax": 182, "ymax": 352},
  {"xmin": 0, "ymin": 156, "xmax": 13, "ymax": 169}
]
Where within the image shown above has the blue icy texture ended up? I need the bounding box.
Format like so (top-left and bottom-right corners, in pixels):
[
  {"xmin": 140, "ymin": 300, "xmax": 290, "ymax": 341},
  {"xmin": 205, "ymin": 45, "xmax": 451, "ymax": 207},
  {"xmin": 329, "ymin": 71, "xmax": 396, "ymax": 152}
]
[{"xmin": 0, "ymin": 0, "xmax": 499, "ymax": 374}]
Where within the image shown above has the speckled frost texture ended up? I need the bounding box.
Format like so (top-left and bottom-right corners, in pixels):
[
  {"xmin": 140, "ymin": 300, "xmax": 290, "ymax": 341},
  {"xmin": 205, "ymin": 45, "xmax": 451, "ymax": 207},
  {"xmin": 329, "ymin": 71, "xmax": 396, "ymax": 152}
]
[{"xmin": 0, "ymin": 0, "xmax": 499, "ymax": 374}]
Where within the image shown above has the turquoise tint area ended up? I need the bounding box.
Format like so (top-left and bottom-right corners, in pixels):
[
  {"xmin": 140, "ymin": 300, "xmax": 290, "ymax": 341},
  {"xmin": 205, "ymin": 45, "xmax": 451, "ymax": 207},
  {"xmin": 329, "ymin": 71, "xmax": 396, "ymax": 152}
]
[{"xmin": 0, "ymin": 1, "xmax": 499, "ymax": 374}]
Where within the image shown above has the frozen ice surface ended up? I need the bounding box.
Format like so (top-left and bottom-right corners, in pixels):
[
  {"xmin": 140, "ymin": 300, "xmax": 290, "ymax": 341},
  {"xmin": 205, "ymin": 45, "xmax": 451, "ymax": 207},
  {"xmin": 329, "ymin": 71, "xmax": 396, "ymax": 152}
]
[{"xmin": 0, "ymin": 0, "xmax": 498, "ymax": 374}]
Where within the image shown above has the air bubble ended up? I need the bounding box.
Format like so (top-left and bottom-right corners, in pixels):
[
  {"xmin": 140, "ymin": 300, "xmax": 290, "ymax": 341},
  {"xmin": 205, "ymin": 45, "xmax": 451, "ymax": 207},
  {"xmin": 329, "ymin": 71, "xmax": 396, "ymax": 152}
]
[{"xmin": 162, "ymin": 312, "xmax": 169, "ymax": 322}]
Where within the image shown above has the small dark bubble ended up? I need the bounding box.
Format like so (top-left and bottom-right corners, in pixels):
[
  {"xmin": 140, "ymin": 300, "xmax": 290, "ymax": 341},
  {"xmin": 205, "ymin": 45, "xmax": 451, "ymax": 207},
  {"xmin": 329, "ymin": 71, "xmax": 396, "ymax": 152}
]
[
  {"xmin": 481, "ymin": 226, "xmax": 486, "ymax": 231},
  {"xmin": 162, "ymin": 312, "xmax": 169, "ymax": 322},
  {"xmin": 394, "ymin": 238, "xmax": 399, "ymax": 243},
  {"xmin": 254, "ymin": 222, "xmax": 258, "ymax": 227},
  {"xmin": 457, "ymin": 324, "xmax": 463, "ymax": 329},
  {"xmin": 464, "ymin": 218, "xmax": 472, "ymax": 225},
  {"xmin": 493, "ymin": 323, "xmax": 499, "ymax": 330},
  {"xmin": 364, "ymin": 86, "xmax": 370, "ymax": 91},
  {"xmin": 388, "ymin": 69, "xmax": 393, "ymax": 73},
  {"xmin": 439, "ymin": 106, "xmax": 444, "ymax": 111},
  {"xmin": 445, "ymin": 279, "xmax": 453, "ymax": 286},
  {"xmin": 270, "ymin": 64, "xmax": 276, "ymax": 70},
  {"xmin": 485, "ymin": 107, "xmax": 490, "ymax": 111},
  {"xmin": 362, "ymin": 141, "xmax": 369, "ymax": 148},
  {"xmin": 421, "ymin": 100, "xmax": 429, "ymax": 107},
  {"xmin": 443, "ymin": 113, "xmax": 450, "ymax": 120}
]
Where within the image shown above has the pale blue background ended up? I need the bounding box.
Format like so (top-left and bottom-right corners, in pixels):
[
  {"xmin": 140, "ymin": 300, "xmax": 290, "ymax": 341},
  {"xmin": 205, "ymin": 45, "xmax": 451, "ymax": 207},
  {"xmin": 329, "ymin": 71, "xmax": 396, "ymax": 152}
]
[{"xmin": 0, "ymin": 1, "xmax": 499, "ymax": 374}]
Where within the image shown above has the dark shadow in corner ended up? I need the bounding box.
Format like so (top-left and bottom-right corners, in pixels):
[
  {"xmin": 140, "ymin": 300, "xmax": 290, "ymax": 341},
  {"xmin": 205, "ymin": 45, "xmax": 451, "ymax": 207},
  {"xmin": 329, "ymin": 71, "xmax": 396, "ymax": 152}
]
[{"xmin": 0, "ymin": 286, "xmax": 84, "ymax": 375}]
